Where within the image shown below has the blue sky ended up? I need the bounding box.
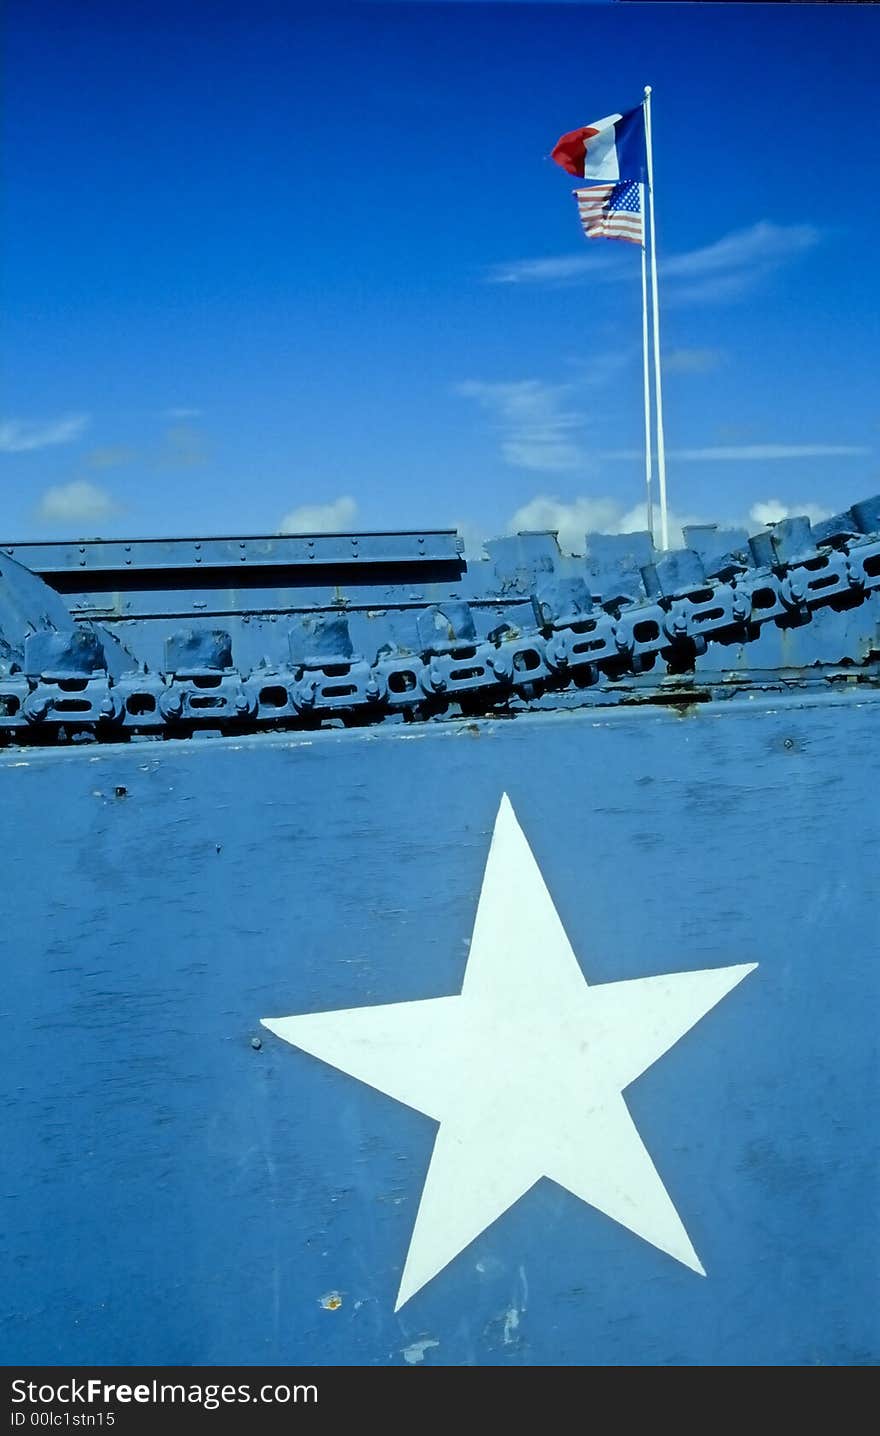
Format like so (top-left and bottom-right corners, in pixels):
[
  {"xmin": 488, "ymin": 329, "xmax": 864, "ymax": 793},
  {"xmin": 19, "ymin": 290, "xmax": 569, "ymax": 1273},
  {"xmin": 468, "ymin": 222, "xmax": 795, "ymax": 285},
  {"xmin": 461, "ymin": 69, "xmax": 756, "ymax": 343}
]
[{"xmin": 3, "ymin": 0, "xmax": 879, "ymax": 551}]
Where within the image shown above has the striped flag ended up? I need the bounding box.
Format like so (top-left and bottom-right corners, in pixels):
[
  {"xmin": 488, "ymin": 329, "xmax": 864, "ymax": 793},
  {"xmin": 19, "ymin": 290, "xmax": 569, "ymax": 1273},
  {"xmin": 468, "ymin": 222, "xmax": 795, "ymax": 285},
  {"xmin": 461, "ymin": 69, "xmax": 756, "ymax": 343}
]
[{"xmin": 574, "ymin": 180, "xmax": 643, "ymax": 246}]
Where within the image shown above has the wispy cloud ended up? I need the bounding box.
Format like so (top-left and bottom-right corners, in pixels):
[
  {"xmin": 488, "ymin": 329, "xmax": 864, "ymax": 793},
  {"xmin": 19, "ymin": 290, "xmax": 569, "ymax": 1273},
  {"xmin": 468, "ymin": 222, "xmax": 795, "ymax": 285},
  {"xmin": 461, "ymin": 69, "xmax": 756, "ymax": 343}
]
[
  {"xmin": 456, "ymin": 368, "xmax": 843, "ymax": 480},
  {"xmin": 680, "ymin": 444, "xmax": 868, "ymax": 460},
  {"xmin": 664, "ymin": 347, "xmax": 725, "ymax": 375},
  {"xmin": 279, "ymin": 496, "xmax": 358, "ymax": 534},
  {"xmin": 568, "ymin": 349, "xmax": 635, "ymax": 389},
  {"xmin": 0, "ymin": 414, "xmax": 90, "ymax": 453},
  {"xmin": 486, "ymin": 221, "xmax": 821, "ymax": 305},
  {"xmin": 486, "ymin": 252, "xmax": 622, "ymax": 286},
  {"xmin": 600, "ymin": 444, "xmax": 870, "ymax": 462},
  {"xmin": 83, "ymin": 423, "xmax": 211, "ymax": 473},
  {"xmin": 36, "ymin": 480, "xmax": 119, "ymax": 524},
  {"xmin": 664, "ymin": 222, "xmax": 819, "ymax": 278},
  {"xmin": 456, "ymin": 379, "xmax": 589, "ymax": 473},
  {"xmin": 664, "ymin": 221, "xmax": 821, "ymax": 304},
  {"xmin": 162, "ymin": 407, "xmax": 203, "ymax": 420},
  {"xmin": 86, "ymin": 445, "xmax": 138, "ymax": 470},
  {"xmin": 158, "ymin": 422, "xmax": 209, "ymax": 469}
]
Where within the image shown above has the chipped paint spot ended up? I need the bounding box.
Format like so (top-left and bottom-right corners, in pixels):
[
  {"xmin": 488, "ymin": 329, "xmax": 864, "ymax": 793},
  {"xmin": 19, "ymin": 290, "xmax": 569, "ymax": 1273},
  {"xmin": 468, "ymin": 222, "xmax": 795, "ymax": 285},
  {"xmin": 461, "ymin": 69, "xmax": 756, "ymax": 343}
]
[
  {"xmin": 401, "ymin": 1337, "xmax": 439, "ymax": 1364},
  {"xmin": 518, "ymin": 1263, "xmax": 529, "ymax": 1308},
  {"xmin": 475, "ymin": 1254, "xmax": 505, "ymax": 1279},
  {"xmin": 319, "ymin": 1291, "xmax": 343, "ymax": 1311},
  {"xmin": 501, "ymin": 1266, "xmax": 529, "ymax": 1344}
]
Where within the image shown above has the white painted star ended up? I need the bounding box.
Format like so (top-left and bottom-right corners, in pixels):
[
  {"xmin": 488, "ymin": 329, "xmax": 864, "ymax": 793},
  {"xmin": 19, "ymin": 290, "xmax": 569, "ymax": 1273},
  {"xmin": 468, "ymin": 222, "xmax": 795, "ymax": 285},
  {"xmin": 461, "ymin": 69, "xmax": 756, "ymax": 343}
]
[{"xmin": 263, "ymin": 795, "xmax": 756, "ymax": 1310}]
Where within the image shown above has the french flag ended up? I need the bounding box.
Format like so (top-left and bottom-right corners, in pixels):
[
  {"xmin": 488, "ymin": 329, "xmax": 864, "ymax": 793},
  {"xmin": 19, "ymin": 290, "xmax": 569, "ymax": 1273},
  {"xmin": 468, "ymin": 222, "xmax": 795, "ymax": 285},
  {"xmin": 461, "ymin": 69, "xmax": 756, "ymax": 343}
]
[{"xmin": 551, "ymin": 106, "xmax": 646, "ymax": 183}]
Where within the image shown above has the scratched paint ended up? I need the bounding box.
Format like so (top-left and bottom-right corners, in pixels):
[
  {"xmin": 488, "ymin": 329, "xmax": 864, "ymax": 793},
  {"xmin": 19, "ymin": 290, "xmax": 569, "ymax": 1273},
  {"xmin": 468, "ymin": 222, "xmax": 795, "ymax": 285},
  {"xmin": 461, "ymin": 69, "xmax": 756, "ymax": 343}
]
[{"xmin": 401, "ymin": 1339, "xmax": 440, "ymax": 1365}]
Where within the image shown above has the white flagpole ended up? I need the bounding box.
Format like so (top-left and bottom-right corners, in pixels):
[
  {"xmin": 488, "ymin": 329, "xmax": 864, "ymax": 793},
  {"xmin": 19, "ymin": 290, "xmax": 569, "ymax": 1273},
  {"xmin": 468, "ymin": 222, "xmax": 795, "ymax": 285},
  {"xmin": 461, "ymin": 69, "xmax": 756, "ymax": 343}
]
[
  {"xmin": 639, "ymin": 187, "xmax": 654, "ymax": 544},
  {"xmin": 643, "ymin": 85, "xmax": 669, "ymax": 550}
]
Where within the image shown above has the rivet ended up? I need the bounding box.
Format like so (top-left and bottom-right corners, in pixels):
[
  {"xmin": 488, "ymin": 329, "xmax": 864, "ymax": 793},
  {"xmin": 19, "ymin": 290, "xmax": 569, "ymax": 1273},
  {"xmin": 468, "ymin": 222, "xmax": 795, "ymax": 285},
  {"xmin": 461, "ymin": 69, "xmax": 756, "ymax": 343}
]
[{"xmin": 250, "ymin": 1036, "xmax": 262, "ymax": 1050}]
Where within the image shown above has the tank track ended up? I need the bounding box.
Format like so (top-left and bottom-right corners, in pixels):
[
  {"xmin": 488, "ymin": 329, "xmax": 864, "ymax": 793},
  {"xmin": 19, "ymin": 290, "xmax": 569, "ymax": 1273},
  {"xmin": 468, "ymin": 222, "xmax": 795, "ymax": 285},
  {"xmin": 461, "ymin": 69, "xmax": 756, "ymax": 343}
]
[{"xmin": 2, "ymin": 498, "xmax": 879, "ymax": 745}]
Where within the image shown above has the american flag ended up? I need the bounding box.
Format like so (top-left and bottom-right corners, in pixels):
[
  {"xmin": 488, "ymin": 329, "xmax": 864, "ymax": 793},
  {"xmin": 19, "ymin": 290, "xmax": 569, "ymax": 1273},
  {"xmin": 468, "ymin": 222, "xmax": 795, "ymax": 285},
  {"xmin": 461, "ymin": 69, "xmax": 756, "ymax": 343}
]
[{"xmin": 574, "ymin": 180, "xmax": 643, "ymax": 246}]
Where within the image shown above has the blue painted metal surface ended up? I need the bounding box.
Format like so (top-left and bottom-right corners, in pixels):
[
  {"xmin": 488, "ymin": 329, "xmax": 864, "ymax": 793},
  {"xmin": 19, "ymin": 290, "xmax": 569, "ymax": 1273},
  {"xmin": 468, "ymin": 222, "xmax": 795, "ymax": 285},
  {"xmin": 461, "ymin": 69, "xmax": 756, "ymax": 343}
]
[
  {"xmin": 2, "ymin": 528, "xmax": 464, "ymax": 573},
  {"xmin": 1, "ymin": 500, "xmax": 879, "ymax": 736},
  {"xmin": 1, "ymin": 504, "xmax": 878, "ymax": 1366}
]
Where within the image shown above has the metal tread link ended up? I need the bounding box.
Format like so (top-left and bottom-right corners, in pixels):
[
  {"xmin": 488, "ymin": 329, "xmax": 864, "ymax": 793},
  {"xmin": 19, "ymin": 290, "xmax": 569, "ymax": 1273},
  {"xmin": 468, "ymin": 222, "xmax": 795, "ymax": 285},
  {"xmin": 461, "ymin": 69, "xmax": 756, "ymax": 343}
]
[{"xmin": 2, "ymin": 522, "xmax": 879, "ymax": 744}]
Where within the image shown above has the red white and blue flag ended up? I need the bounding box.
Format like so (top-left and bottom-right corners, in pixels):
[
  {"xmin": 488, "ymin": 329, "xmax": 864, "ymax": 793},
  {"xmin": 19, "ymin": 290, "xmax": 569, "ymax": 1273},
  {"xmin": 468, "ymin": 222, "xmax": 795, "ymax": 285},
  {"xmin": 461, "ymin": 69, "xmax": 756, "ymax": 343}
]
[
  {"xmin": 574, "ymin": 180, "xmax": 643, "ymax": 246},
  {"xmin": 551, "ymin": 106, "xmax": 646, "ymax": 182}
]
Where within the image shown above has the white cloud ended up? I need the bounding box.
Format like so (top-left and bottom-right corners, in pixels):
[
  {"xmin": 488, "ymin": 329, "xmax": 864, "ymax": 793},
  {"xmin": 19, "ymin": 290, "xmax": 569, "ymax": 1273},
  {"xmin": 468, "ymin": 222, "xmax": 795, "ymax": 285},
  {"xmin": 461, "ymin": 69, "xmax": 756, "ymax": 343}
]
[
  {"xmin": 0, "ymin": 414, "xmax": 90, "ymax": 453},
  {"xmin": 486, "ymin": 252, "xmax": 622, "ymax": 285},
  {"xmin": 459, "ymin": 371, "xmax": 869, "ymax": 483},
  {"xmin": 36, "ymin": 480, "xmax": 119, "ymax": 523},
  {"xmin": 505, "ymin": 494, "xmax": 701, "ymax": 555},
  {"xmin": 749, "ymin": 499, "xmax": 833, "ymax": 527},
  {"xmin": 507, "ymin": 495, "xmax": 620, "ymax": 545},
  {"xmin": 458, "ymin": 363, "xmax": 800, "ymax": 480},
  {"xmin": 162, "ymin": 407, "xmax": 203, "ymax": 420},
  {"xmin": 663, "ymin": 222, "xmax": 819, "ymax": 279},
  {"xmin": 457, "ymin": 379, "xmax": 588, "ymax": 473},
  {"xmin": 490, "ymin": 492, "xmax": 836, "ymax": 557},
  {"xmin": 612, "ymin": 500, "xmax": 706, "ymax": 546},
  {"xmin": 600, "ymin": 444, "xmax": 870, "ymax": 462},
  {"xmin": 678, "ymin": 445, "xmax": 868, "ymax": 461},
  {"xmin": 454, "ymin": 518, "xmax": 489, "ymax": 560},
  {"xmin": 279, "ymin": 496, "xmax": 358, "ymax": 534},
  {"xmin": 664, "ymin": 222, "xmax": 821, "ymax": 305},
  {"xmin": 484, "ymin": 221, "xmax": 821, "ymax": 305}
]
